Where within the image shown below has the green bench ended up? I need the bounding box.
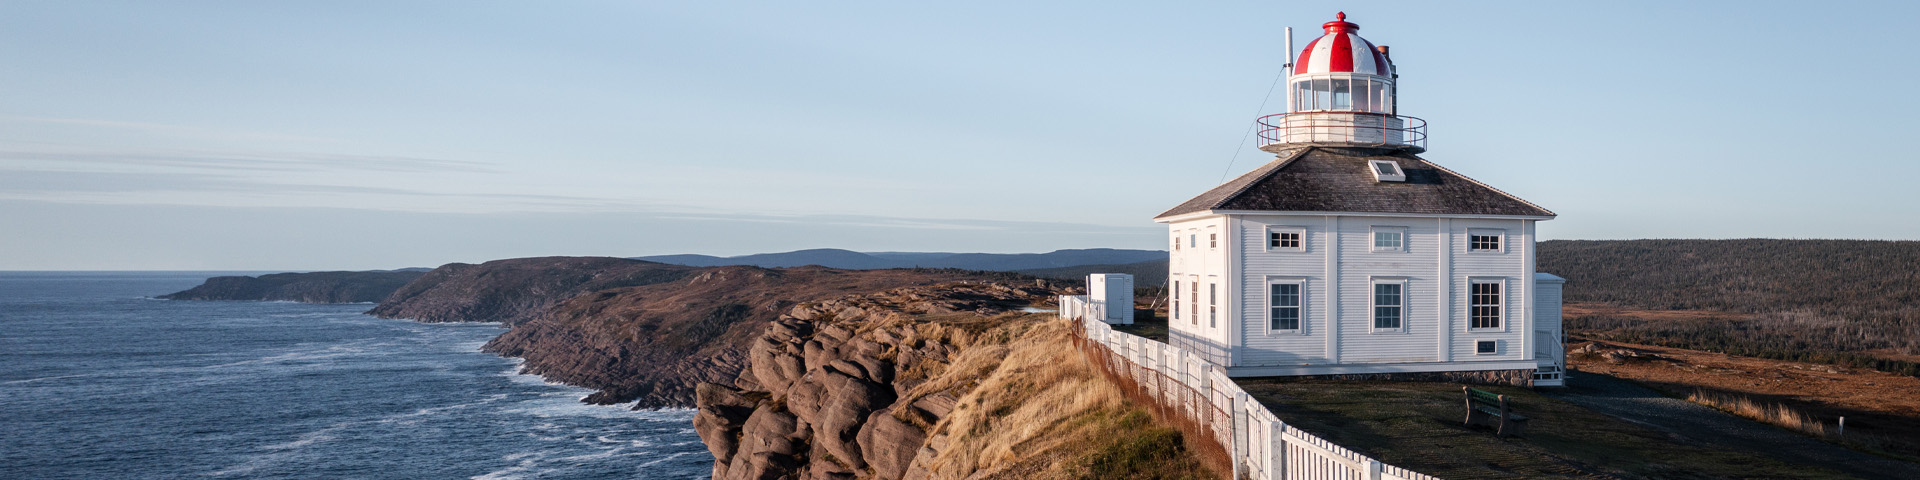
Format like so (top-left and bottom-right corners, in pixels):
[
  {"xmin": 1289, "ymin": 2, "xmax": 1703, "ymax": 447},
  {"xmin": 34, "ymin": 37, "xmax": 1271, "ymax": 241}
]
[{"xmin": 1464, "ymin": 387, "xmax": 1528, "ymax": 438}]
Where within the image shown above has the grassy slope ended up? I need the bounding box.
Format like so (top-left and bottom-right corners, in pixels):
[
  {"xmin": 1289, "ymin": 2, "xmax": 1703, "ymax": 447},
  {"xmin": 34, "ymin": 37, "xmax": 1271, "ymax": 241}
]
[{"xmin": 893, "ymin": 313, "xmax": 1215, "ymax": 479}]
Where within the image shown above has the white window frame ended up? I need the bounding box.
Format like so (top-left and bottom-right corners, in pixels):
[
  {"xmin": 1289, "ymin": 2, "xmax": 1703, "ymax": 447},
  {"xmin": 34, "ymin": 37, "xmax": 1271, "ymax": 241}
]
[
  {"xmin": 1370, "ymin": 226, "xmax": 1407, "ymax": 253},
  {"xmin": 1173, "ymin": 235, "xmax": 1180, "ymax": 251},
  {"xmin": 1467, "ymin": 228, "xmax": 1506, "ymax": 254},
  {"xmin": 1369, "ymin": 160, "xmax": 1406, "ymax": 182},
  {"xmin": 1266, "ymin": 226, "xmax": 1307, "ymax": 253},
  {"xmin": 1207, "ymin": 282, "xmax": 1218, "ymax": 329},
  {"xmin": 1467, "ymin": 277, "xmax": 1506, "ymax": 332},
  {"xmin": 1189, "ymin": 275, "xmax": 1200, "ymax": 326},
  {"xmin": 1266, "ymin": 277, "xmax": 1306, "ymax": 334},
  {"xmin": 1208, "ymin": 226, "xmax": 1218, "ymax": 250},
  {"xmin": 1369, "ymin": 277, "xmax": 1408, "ymax": 333},
  {"xmin": 1475, "ymin": 340, "xmax": 1499, "ymax": 355}
]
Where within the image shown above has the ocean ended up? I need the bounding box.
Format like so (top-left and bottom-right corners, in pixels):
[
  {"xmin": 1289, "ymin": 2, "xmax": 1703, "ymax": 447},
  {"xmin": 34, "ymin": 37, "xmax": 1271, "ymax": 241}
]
[{"xmin": 0, "ymin": 272, "xmax": 712, "ymax": 479}]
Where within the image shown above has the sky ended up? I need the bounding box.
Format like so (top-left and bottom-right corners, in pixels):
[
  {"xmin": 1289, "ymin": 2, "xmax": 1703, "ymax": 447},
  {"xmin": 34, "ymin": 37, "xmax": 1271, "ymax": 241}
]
[{"xmin": 3, "ymin": 1, "xmax": 1918, "ymax": 270}]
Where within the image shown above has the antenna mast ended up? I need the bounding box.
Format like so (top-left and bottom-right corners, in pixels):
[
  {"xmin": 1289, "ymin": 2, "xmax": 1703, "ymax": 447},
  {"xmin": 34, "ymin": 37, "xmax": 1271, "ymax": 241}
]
[{"xmin": 1283, "ymin": 27, "xmax": 1294, "ymax": 112}]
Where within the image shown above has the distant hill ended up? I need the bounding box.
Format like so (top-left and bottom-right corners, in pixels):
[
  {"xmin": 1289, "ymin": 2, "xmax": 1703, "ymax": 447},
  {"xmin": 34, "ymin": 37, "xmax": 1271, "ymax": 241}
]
[
  {"xmin": 1539, "ymin": 239, "xmax": 1920, "ymax": 376},
  {"xmin": 632, "ymin": 248, "xmax": 1165, "ymax": 272},
  {"xmin": 1019, "ymin": 259, "xmax": 1169, "ymax": 286},
  {"xmin": 160, "ymin": 270, "xmax": 426, "ymax": 303}
]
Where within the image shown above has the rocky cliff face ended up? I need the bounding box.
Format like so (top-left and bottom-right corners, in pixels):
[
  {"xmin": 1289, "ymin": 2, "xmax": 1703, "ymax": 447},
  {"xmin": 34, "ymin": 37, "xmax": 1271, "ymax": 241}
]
[
  {"xmin": 366, "ymin": 256, "xmax": 1027, "ymax": 408},
  {"xmin": 160, "ymin": 270, "xmax": 426, "ymax": 303},
  {"xmin": 694, "ymin": 281, "xmax": 1154, "ymax": 480},
  {"xmin": 481, "ymin": 266, "xmax": 1011, "ymax": 408}
]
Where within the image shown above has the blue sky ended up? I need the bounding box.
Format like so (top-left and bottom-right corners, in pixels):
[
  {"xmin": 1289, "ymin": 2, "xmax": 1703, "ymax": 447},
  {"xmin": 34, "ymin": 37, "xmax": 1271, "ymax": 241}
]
[{"xmin": 3, "ymin": 1, "xmax": 1917, "ymax": 270}]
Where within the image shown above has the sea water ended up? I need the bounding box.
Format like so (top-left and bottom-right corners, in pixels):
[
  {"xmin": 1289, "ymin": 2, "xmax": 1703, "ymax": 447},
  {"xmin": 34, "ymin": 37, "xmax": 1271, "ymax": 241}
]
[{"xmin": 0, "ymin": 272, "xmax": 712, "ymax": 479}]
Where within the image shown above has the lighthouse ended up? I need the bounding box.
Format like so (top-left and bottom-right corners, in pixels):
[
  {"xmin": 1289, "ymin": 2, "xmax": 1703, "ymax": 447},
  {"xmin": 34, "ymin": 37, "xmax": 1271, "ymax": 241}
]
[{"xmin": 1157, "ymin": 13, "xmax": 1566, "ymax": 386}]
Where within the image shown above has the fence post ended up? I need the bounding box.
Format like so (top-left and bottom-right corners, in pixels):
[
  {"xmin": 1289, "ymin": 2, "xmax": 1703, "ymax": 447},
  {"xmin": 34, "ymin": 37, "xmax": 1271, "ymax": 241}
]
[
  {"xmin": 1366, "ymin": 459, "xmax": 1383, "ymax": 480},
  {"xmin": 1231, "ymin": 390, "xmax": 1247, "ymax": 480},
  {"xmin": 1271, "ymin": 420, "xmax": 1286, "ymax": 480}
]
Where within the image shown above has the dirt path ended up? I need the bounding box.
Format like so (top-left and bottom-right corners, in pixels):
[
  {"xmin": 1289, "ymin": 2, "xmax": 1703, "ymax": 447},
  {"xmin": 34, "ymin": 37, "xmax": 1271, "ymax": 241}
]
[{"xmin": 1545, "ymin": 372, "xmax": 1920, "ymax": 480}]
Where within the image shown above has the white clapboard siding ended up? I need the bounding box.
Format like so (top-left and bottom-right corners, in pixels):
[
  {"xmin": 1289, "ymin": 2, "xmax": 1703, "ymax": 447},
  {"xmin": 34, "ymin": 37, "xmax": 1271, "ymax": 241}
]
[
  {"xmin": 1168, "ymin": 216, "xmax": 1235, "ymax": 365},
  {"xmin": 1237, "ymin": 214, "xmax": 1332, "ymax": 366},
  {"xmin": 1448, "ymin": 218, "xmax": 1527, "ymax": 361},
  {"xmin": 1335, "ymin": 216, "xmax": 1442, "ymax": 363}
]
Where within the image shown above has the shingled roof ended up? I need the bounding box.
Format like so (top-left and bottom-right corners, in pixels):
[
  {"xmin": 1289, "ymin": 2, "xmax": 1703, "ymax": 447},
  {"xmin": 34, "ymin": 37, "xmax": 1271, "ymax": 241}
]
[{"xmin": 1156, "ymin": 146, "xmax": 1554, "ymax": 220}]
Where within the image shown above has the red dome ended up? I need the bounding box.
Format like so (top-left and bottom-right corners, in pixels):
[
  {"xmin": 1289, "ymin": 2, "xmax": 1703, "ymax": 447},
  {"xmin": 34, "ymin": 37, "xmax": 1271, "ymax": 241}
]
[{"xmin": 1294, "ymin": 12, "xmax": 1390, "ymax": 76}]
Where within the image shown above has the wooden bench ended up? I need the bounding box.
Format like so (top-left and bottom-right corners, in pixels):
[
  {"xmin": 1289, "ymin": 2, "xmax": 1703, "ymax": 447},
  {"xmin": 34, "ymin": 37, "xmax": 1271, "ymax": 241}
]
[{"xmin": 1464, "ymin": 387, "xmax": 1528, "ymax": 438}]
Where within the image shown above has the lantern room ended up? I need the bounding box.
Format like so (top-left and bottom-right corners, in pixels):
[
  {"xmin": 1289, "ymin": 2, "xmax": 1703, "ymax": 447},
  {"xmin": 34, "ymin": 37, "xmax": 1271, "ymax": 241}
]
[{"xmin": 1258, "ymin": 12, "xmax": 1426, "ymax": 153}]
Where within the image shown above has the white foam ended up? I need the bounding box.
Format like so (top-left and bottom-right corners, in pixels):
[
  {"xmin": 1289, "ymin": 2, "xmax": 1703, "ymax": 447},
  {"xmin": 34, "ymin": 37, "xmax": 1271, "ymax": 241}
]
[
  {"xmin": 1, "ymin": 372, "xmax": 106, "ymax": 385},
  {"xmin": 470, "ymin": 453, "xmax": 547, "ymax": 480},
  {"xmin": 637, "ymin": 451, "xmax": 695, "ymax": 468}
]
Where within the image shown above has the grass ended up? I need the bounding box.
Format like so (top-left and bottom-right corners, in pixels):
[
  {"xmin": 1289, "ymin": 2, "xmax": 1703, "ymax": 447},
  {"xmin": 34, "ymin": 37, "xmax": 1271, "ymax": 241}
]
[
  {"xmin": 1077, "ymin": 410, "xmax": 1211, "ymax": 480},
  {"xmin": 892, "ymin": 313, "xmax": 1217, "ymax": 480},
  {"xmin": 1237, "ymin": 379, "xmax": 1855, "ymax": 479},
  {"xmin": 1685, "ymin": 389, "xmax": 1832, "ymax": 436},
  {"xmin": 1681, "ymin": 387, "xmax": 1920, "ymax": 464},
  {"xmin": 1111, "ymin": 313, "xmax": 1171, "ymax": 343}
]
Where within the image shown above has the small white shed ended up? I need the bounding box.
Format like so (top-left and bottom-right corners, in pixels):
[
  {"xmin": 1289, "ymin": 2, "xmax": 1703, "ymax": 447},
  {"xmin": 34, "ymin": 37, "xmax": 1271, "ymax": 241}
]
[{"xmin": 1087, "ymin": 273, "xmax": 1134, "ymax": 324}]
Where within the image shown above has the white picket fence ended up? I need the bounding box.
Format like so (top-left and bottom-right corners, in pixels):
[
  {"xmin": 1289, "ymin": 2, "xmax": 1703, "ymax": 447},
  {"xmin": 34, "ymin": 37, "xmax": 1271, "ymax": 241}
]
[{"xmin": 1065, "ymin": 308, "xmax": 1441, "ymax": 480}]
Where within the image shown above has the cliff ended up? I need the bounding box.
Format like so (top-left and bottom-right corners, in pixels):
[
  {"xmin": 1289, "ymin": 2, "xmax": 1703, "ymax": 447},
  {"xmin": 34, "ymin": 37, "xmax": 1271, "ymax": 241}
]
[
  {"xmin": 481, "ymin": 266, "xmax": 1013, "ymax": 408},
  {"xmin": 159, "ymin": 270, "xmax": 426, "ymax": 303},
  {"xmin": 365, "ymin": 256, "xmax": 1030, "ymax": 408},
  {"xmin": 695, "ymin": 282, "xmax": 1213, "ymax": 480}
]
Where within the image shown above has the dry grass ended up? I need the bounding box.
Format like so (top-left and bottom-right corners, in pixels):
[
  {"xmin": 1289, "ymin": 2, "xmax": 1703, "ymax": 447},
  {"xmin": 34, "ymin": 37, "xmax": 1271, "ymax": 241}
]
[
  {"xmin": 1683, "ymin": 388, "xmax": 1920, "ymax": 462},
  {"xmin": 895, "ymin": 314, "xmax": 1213, "ymax": 480},
  {"xmin": 1686, "ymin": 389, "xmax": 1833, "ymax": 436}
]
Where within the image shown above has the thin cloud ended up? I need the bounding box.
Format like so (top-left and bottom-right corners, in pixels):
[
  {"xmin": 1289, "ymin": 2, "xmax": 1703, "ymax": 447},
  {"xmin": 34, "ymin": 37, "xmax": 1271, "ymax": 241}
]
[
  {"xmin": 0, "ymin": 116, "xmax": 339, "ymax": 144},
  {"xmin": 0, "ymin": 147, "xmax": 498, "ymax": 174}
]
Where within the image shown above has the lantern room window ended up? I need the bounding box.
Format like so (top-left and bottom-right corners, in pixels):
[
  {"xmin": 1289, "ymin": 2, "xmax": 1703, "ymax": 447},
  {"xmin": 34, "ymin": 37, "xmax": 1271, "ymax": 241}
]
[{"xmin": 1292, "ymin": 76, "xmax": 1393, "ymax": 114}]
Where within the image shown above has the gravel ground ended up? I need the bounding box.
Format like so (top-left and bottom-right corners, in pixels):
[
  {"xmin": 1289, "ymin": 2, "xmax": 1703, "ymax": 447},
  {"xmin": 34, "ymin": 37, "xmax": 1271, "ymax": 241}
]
[{"xmin": 1546, "ymin": 371, "xmax": 1920, "ymax": 480}]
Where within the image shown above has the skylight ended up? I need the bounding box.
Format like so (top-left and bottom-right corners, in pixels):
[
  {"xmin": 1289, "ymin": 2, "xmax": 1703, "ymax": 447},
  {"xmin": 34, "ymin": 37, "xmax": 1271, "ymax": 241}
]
[{"xmin": 1369, "ymin": 160, "xmax": 1406, "ymax": 182}]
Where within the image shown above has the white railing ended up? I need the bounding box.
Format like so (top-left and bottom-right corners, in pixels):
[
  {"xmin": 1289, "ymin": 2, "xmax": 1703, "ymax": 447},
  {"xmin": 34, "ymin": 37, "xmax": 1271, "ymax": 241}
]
[
  {"xmin": 1059, "ymin": 295, "xmax": 1095, "ymax": 324},
  {"xmin": 1066, "ymin": 313, "xmax": 1442, "ymax": 480}
]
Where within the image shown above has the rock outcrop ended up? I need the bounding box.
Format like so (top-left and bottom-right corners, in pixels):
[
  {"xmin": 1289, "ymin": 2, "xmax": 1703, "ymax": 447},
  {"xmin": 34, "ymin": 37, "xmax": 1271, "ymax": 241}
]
[
  {"xmin": 366, "ymin": 256, "xmax": 1024, "ymax": 408},
  {"xmin": 483, "ymin": 266, "xmax": 1009, "ymax": 408},
  {"xmin": 695, "ymin": 281, "xmax": 1072, "ymax": 480},
  {"xmin": 159, "ymin": 270, "xmax": 426, "ymax": 303}
]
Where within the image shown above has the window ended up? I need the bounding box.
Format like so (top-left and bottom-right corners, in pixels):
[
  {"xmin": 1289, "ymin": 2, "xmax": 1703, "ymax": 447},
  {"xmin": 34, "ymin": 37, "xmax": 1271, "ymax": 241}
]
[
  {"xmin": 1468, "ymin": 229, "xmax": 1504, "ymax": 253},
  {"xmin": 1471, "ymin": 280, "xmax": 1502, "ymax": 329},
  {"xmin": 1272, "ymin": 231, "xmax": 1301, "ymax": 249},
  {"xmin": 1371, "ymin": 227, "xmax": 1405, "ymax": 252},
  {"xmin": 1372, "ymin": 281, "xmax": 1403, "ymax": 331},
  {"xmin": 1190, "ymin": 279, "xmax": 1199, "ymax": 325},
  {"xmin": 1330, "ymin": 78, "xmax": 1352, "ymax": 110},
  {"xmin": 1209, "ymin": 233, "xmax": 1217, "ymax": 249},
  {"xmin": 1476, "ymin": 340, "xmax": 1498, "ymax": 355},
  {"xmin": 1189, "ymin": 233, "xmax": 1197, "ymax": 250},
  {"xmin": 1172, "ymin": 281, "xmax": 1180, "ymax": 321},
  {"xmin": 1268, "ymin": 227, "xmax": 1304, "ymax": 252},
  {"xmin": 1173, "ymin": 236, "xmax": 1180, "ymax": 251},
  {"xmin": 1370, "ymin": 81, "xmax": 1390, "ymax": 113},
  {"xmin": 1352, "ymin": 78, "xmax": 1372, "ymax": 113},
  {"xmin": 1369, "ymin": 160, "xmax": 1405, "ymax": 182},
  {"xmin": 1207, "ymin": 283, "xmax": 1217, "ymax": 328},
  {"xmin": 1312, "ymin": 78, "xmax": 1332, "ymax": 111},
  {"xmin": 1269, "ymin": 282, "xmax": 1302, "ymax": 331}
]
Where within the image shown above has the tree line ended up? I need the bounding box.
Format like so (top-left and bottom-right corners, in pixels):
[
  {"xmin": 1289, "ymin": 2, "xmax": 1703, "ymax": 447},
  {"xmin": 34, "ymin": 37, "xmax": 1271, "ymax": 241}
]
[{"xmin": 1539, "ymin": 239, "xmax": 1920, "ymax": 376}]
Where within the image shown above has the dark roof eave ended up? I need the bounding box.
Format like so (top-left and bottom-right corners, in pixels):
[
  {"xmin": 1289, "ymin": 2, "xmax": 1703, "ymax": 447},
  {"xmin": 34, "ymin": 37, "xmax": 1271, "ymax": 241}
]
[{"xmin": 1155, "ymin": 209, "xmax": 1557, "ymax": 222}]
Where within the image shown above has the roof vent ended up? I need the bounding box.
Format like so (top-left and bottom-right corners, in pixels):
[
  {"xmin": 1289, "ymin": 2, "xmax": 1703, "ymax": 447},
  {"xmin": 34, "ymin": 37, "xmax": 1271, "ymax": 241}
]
[{"xmin": 1369, "ymin": 160, "xmax": 1406, "ymax": 182}]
